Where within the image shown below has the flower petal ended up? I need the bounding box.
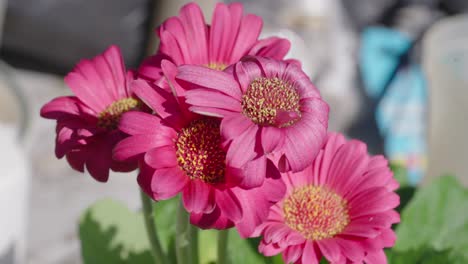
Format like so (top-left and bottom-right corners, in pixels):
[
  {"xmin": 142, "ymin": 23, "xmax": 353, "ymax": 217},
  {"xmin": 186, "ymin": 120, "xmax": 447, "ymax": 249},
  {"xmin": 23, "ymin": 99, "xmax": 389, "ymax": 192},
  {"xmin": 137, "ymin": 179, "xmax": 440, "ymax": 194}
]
[
  {"xmin": 215, "ymin": 188, "xmax": 243, "ymax": 222},
  {"xmin": 229, "ymin": 14, "xmax": 262, "ymax": 62},
  {"xmin": 149, "ymin": 167, "xmax": 189, "ymax": 200},
  {"xmin": 302, "ymin": 241, "xmax": 320, "ymax": 264},
  {"xmin": 248, "ymin": 37, "xmax": 291, "ymax": 60},
  {"xmin": 144, "ymin": 145, "xmax": 178, "ymax": 169},
  {"xmin": 176, "ymin": 65, "xmax": 242, "ymax": 98},
  {"xmin": 183, "ymin": 180, "xmax": 215, "ymax": 214},
  {"xmin": 190, "ymin": 206, "xmax": 234, "ymax": 230},
  {"xmin": 317, "ymin": 239, "xmax": 342, "ymax": 263},
  {"xmin": 113, "ymin": 134, "xmax": 173, "ymax": 161},
  {"xmin": 185, "ymin": 89, "xmax": 241, "ymax": 112}
]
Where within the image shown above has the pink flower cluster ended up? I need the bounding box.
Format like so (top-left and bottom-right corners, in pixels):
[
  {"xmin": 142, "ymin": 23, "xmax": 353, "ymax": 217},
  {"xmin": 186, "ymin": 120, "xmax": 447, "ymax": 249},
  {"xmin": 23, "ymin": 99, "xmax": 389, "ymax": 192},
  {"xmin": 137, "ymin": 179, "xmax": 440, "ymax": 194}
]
[{"xmin": 41, "ymin": 2, "xmax": 400, "ymax": 263}]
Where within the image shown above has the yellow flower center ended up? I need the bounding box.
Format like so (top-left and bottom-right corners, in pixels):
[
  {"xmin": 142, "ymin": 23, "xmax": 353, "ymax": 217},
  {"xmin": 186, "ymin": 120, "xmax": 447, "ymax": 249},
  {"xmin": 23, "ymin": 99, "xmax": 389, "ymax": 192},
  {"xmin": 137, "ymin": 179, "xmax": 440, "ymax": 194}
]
[
  {"xmin": 241, "ymin": 77, "xmax": 301, "ymax": 128},
  {"xmin": 175, "ymin": 118, "xmax": 226, "ymax": 184},
  {"xmin": 206, "ymin": 62, "xmax": 228, "ymax": 71},
  {"xmin": 283, "ymin": 185, "xmax": 350, "ymax": 240},
  {"xmin": 97, "ymin": 97, "xmax": 140, "ymax": 130}
]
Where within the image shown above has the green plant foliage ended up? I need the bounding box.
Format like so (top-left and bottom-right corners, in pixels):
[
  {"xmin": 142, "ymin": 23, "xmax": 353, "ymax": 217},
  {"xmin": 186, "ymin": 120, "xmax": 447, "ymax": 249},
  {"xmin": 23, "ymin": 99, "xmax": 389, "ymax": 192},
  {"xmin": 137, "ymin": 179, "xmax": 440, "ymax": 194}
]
[
  {"xmin": 392, "ymin": 175, "xmax": 468, "ymax": 263},
  {"xmin": 79, "ymin": 199, "xmax": 152, "ymax": 264}
]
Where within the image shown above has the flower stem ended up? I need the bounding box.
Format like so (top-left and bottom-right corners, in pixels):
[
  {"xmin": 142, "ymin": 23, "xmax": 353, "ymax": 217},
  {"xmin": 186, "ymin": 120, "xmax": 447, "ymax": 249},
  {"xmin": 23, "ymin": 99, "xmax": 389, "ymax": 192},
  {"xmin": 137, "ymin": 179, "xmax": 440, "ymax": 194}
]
[
  {"xmin": 176, "ymin": 199, "xmax": 199, "ymax": 264},
  {"xmin": 140, "ymin": 190, "xmax": 168, "ymax": 264},
  {"xmin": 217, "ymin": 230, "xmax": 229, "ymax": 264}
]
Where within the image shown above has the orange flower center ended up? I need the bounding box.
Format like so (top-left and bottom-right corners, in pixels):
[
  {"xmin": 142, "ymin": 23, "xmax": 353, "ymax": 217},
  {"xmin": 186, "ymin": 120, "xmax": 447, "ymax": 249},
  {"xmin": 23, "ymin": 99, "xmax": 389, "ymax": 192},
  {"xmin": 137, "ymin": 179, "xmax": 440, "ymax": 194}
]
[
  {"xmin": 241, "ymin": 77, "xmax": 301, "ymax": 128},
  {"xmin": 283, "ymin": 185, "xmax": 349, "ymax": 240},
  {"xmin": 175, "ymin": 118, "xmax": 226, "ymax": 184},
  {"xmin": 97, "ymin": 97, "xmax": 140, "ymax": 130},
  {"xmin": 206, "ymin": 62, "xmax": 227, "ymax": 71}
]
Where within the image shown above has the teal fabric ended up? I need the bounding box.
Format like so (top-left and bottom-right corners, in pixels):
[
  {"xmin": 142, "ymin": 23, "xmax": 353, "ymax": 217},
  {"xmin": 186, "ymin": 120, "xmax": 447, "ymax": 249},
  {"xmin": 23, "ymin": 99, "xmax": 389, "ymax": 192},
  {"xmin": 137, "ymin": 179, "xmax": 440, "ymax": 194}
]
[
  {"xmin": 360, "ymin": 27, "xmax": 426, "ymax": 185},
  {"xmin": 360, "ymin": 27, "xmax": 412, "ymax": 98}
]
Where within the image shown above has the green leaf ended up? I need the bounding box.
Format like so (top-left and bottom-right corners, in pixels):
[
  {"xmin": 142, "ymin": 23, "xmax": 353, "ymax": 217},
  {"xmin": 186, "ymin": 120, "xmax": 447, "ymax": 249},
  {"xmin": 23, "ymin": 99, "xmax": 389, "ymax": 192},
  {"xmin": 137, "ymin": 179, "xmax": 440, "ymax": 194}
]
[
  {"xmin": 390, "ymin": 163, "xmax": 409, "ymax": 187},
  {"xmin": 152, "ymin": 197, "xmax": 179, "ymax": 260},
  {"xmin": 198, "ymin": 229, "xmax": 266, "ymax": 264},
  {"xmin": 79, "ymin": 199, "xmax": 152, "ymax": 264},
  {"xmin": 394, "ymin": 176, "xmax": 468, "ymax": 262}
]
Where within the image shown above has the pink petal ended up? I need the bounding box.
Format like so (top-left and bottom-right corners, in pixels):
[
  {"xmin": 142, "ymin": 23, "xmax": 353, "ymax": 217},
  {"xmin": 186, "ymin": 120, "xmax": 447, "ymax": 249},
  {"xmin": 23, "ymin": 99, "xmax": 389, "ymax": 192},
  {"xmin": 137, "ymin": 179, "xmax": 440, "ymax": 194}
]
[
  {"xmin": 314, "ymin": 133, "xmax": 347, "ymax": 185},
  {"xmin": 283, "ymin": 244, "xmax": 303, "ymax": 264},
  {"xmin": 113, "ymin": 134, "xmax": 173, "ymax": 161},
  {"xmin": 66, "ymin": 148, "xmax": 87, "ymax": 173},
  {"xmin": 66, "ymin": 46, "xmax": 127, "ymax": 112},
  {"xmin": 163, "ymin": 17, "xmax": 193, "ymax": 63},
  {"xmin": 239, "ymin": 155, "xmax": 267, "ymax": 189},
  {"xmin": 102, "ymin": 45, "xmax": 129, "ymax": 98},
  {"xmin": 40, "ymin": 96, "xmax": 85, "ymax": 119},
  {"xmin": 185, "ymin": 89, "xmax": 241, "ymax": 112},
  {"xmin": 119, "ymin": 111, "xmax": 171, "ymax": 136},
  {"xmin": 317, "ymin": 239, "xmax": 342, "ymax": 263},
  {"xmin": 158, "ymin": 30, "xmax": 185, "ymax": 65},
  {"xmin": 259, "ymin": 241, "xmax": 284, "ymax": 257},
  {"xmin": 229, "ymin": 14, "xmax": 262, "ymax": 62},
  {"xmin": 326, "ymin": 140, "xmax": 369, "ymax": 196},
  {"xmin": 263, "ymin": 223, "xmax": 291, "ymax": 243},
  {"xmin": 225, "ymin": 124, "xmax": 258, "ymax": 167},
  {"xmin": 248, "ymin": 37, "xmax": 291, "ymax": 60},
  {"xmin": 234, "ymin": 175, "xmax": 285, "ymax": 238},
  {"xmin": 176, "ymin": 65, "xmax": 242, "ymax": 98},
  {"xmin": 85, "ymin": 138, "xmax": 114, "ymax": 182},
  {"xmin": 131, "ymin": 79, "xmax": 181, "ymax": 120},
  {"xmin": 220, "ymin": 114, "xmax": 253, "ymax": 143},
  {"xmin": 224, "ymin": 3, "xmax": 243, "ymax": 61},
  {"xmin": 232, "ymin": 60, "xmax": 262, "ymax": 93},
  {"xmin": 261, "ymin": 127, "xmax": 284, "ymax": 154},
  {"xmin": 190, "ymin": 206, "xmax": 234, "ymax": 230},
  {"xmin": 209, "ymin": 3, "xmax": 232, "ymax": 63},
  {"xmin": 349, "ymin": 188, "xmax": 400, "ymax": 217},
  {"xmin": 302, "ymin": 241, "xmax": 320, "ymax": 264},
  {"xmin": 279, "ymin": 112, "xmax": 327, "ymax": 172},
  {"xmin": 179, "ymin": 3, "xmax": 208, "ymax": 64},
  {"xmin": 150, "ymin": 167, "xmax": 189, "ymax": 200},
  {"xmin": 335, "ymin": 238, "xmax": 365, "ymax": 262},
  {"xmin": 215, "ymin": 188, "xmax": 243, "ymax": 222},
  {"xmin": 364, "ymin": 250, "xmax": 387, "ymax": 264},
  {"xmin": 182, "ymin": 180, "xmax": 215, "ymax": 214},
  {"xmin": 188, "ymin": 106, "xmax": 234, "ymax": 118},
  {"xmin": 300, "ymin": 98, "xmax": 330, "ymax": 125},
  {"xmin": 137, "ymin": 54, "xmax": 165, "ymax": 82},
  {"xmin": 144, "ymin": 145, "xmax": 178, "ymax": 169}
]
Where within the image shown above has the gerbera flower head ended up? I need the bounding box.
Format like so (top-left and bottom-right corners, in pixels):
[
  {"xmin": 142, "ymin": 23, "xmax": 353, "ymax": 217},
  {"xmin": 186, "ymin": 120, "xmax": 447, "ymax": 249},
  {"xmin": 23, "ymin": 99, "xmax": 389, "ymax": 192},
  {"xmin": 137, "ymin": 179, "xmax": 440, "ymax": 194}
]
[
  {"xmin": 176, "ymin": 56, "xmax": 329, "ymax": 188},
  {"xmin": 255, "ymin": 133, "xmax": 400, "ymax": 264},
  {"xmin": 40, "ymin": 46, "xmax": 139, "ymax": 181},
  {"xmin": 113, "ymin": 77, "xmax": 285, "ymax": 234},
  {"xmin": 138, "ymin": 1, "xmax": 292, "ymax": 82}
]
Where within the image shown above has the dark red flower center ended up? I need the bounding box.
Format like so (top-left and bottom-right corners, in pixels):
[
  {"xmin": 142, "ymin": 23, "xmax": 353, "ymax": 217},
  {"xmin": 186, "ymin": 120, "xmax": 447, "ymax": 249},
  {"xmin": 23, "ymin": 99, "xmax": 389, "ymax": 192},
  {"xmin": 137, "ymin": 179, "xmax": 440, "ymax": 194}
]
[
  {"xmin": 97, "ymin": 98, "xmax": 140, "ymax": 130},
  {"xmin": 175, "ymin": 118, "xmax": 226, "ymax": 184},
  {"xmin": 241, "ymin": 77, "xmax": 301, "ymax": 128},
  {"xmin": 283, "ymin": 185, "xmax": 349, "ymax": 240}
]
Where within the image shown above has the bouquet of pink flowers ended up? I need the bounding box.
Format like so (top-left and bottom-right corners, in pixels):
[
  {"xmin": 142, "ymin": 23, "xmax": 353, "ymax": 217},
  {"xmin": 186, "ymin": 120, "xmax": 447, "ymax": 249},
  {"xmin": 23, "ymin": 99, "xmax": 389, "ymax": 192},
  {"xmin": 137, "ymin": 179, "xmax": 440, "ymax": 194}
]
[{"xmin": 40, "ymin": 2, "xmax": 404, "ymax": 264}]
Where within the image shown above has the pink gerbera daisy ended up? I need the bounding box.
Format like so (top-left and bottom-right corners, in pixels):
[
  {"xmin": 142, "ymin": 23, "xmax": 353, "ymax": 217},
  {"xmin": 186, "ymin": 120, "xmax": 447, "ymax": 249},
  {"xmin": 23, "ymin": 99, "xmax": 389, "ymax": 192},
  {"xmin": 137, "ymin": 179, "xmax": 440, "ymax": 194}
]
[
  {"xmin": 255, "ymin": 133, "xmax": 400, "ymax": 264},
  {"xmin": 40, "ymin": 46, "xmax": 139, "ymax": 181},
  {"xmin": 138, "ymin": 1, "xmax": 292, "ymax": 81},
  {"xmin": 176, "ymin": 56, "xmax": 329, "ymax": 188},
  {"xmin": 113, "ymin": 77, "xmax": 285, "ymax": 234}
]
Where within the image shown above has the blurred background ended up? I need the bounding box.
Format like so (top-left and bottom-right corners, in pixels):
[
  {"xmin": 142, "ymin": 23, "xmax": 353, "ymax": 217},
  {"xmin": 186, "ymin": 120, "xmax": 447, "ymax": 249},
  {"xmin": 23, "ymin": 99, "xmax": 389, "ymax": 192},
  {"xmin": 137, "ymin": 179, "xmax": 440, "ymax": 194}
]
[{"xmin": 0, "ymin": 0, "xmax": 467, "ymax": 263}]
